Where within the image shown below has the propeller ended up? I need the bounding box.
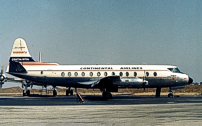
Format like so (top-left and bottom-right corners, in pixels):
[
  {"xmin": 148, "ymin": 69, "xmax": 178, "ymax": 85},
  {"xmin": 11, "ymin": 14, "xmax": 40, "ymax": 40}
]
[
  {"xmin": 142, "ymin": 71, "xmax": 148, "ymax": 91},
  {"xmin": 0, "ymin": 66, "xmax": 5, "ymax": 91}
]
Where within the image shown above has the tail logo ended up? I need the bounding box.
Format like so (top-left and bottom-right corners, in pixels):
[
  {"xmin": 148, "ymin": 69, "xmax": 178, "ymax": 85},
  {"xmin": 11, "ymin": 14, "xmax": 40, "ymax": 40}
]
[{"xmin": 13, "ymin": 51, "xmax": 27, "ymax": 54}]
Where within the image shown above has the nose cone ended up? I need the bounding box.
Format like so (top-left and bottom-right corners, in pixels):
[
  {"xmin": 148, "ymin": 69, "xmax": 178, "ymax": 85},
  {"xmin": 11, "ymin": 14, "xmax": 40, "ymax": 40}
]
[{"xmin": 188, "ymin": 77, "xmax": 193, "ymax": 84}]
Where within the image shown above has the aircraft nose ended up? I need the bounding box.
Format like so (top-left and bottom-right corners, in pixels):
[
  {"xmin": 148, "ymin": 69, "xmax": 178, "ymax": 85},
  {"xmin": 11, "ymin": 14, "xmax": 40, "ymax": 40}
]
[{"xmin": 188, "ymin": 77, "xmax": 193, "ymax": 84}]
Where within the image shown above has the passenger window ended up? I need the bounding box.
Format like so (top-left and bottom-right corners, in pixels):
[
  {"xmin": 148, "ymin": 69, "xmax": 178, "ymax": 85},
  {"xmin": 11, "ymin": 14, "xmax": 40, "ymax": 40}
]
[
  {"xmin": 90, "ymin": 72, "xmax": 93, "ymax": 76},
  {"xmin": 126, "ymin": 72, "xmax": 129, "ymax": 77},
  {"xmin": 97, "ymin": 72, "xmax": 101, "ymax": 76},
  {"xmin": 68, "ymin": 72, "xmax": 71, "ymax": 77},
  {"xmin": 119, "ymin": 72, "xmax": 123, "ymax": 76},
  {"xmin": 74, "ymin": 72, "xmax": 78, "ymax": 77},
  {"xmin": 61, "ymin": 72, "xmax": 65, "ymax": 77},
  {"xmin": 134, "ymin": 72, "xmax": 137, "ymax": 77},
  {"xmin": 41, "ymin": 71, "xmax": 43, "ymax": 74},
  {"xmin": 82, "ymin": 72, "xmax": 85, "ymax": 76},
  {"xmin": 104, "ymin": 72, "xmax": 107, "ymax": 76},
  {"xmin": 154, "ymin": 72, "xmax": 157, "ymax": 77},
  {"xmin": 146, "ymin": 72, "xmax": 149, "ymax": 77},
  {"xmin": 112, "ymin": 72, "xmax": 115, "ymax": 75}
]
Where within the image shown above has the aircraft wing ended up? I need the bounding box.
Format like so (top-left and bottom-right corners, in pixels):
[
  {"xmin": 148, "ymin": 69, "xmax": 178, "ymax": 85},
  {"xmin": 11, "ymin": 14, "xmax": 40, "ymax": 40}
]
[{"xmin": 77, "ymin": 75, "xmax": 121, "ymax": 88}]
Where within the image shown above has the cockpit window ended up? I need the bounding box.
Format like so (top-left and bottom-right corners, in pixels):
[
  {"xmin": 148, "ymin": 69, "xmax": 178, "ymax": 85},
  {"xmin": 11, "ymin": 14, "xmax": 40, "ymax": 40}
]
[
  {"xmin": 168, "ymin": 68, "xmax": 173, "ymax": 72},
  {"xmin": 173, "ymin": 68, "xmax": 181, "ymax": 73},
  {"xmin": 168, "ymin": 68, "xmax": 181, "ymax": 73}
]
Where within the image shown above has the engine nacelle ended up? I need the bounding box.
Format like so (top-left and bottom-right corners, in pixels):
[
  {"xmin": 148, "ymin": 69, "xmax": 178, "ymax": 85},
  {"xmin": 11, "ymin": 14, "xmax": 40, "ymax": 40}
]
[
  {"xmin": 121, "ymin": 78, "xmax": 143, "ymax": 83},
  {"xmin": 119, "ymin": 78, "xmax": 148, "ymax": 88}
]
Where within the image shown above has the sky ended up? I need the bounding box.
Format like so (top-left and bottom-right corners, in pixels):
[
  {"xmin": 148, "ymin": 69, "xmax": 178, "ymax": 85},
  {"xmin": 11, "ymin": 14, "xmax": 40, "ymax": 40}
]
[{"xmin": 0, "ymin": 0, "xmax": 202, "ymax": 88}]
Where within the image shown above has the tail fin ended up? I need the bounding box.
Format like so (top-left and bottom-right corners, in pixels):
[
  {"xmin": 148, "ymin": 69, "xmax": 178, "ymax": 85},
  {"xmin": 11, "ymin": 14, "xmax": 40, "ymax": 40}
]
[{"xmin": 9, "ymin": 38, "xmax": 35, "ymax": 62}]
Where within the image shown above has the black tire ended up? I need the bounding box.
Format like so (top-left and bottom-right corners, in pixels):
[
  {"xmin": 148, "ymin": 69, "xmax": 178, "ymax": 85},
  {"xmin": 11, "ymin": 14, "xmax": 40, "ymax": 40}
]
[
  {"xmin": 70, "ymin": 90, "xmax": 73, "ymax": 95},
  {"xmin": 102, "ymin": 92, "xmax": 107, "ymax": 99},
  {"xmin": 168, "ymin": 93, "xmax": 173, "ymax": 98},
  {"xmin": 23, "ymin": 90, "xmax": 26, "ymax": 96},
  {"xmin": 102, "ymin": 92, "xmax": 112, "ymax": 99},
  {"xmin": 66, "ymin": 90, "xmax": 69, "ymax": 96},
  {"xmin": 53, "ymin": 90, "xmax": 57, "ymax": 97},
  {"xmin": 26, "ymin": 90, "xmax": 30, "ymax": 96},
  {"xmin": 106, "ymin": 92, "xmax": 112, "ymax": 99}
]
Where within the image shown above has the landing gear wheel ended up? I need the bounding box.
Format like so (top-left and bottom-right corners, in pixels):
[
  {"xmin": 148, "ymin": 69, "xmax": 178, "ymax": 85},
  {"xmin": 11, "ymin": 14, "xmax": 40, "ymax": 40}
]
[
  {"xmin": 66, "ymin": 90, "xmax": 69, "ymax": 96},
  {"xmin": 53, "ymin": 90, "xmax": 57, "ymax": 97},
  {"xmin": 168, "ymin": 93, "xmax": 173, "ymax": 98},
  {"xmin": 26, "ymin": 90, "xmax": 30, "ymax": 96},
  {"xmin": 23, "ymin": 90, "xmax": 26, "ymax": 96},
  {"xmin": 107, "ymin": 93, "xmax": 112, "ymax": 99},
  {"xmin": 102, "ymin": 92, "xmax": 112, "ymax": 99},
  {"xmin": 22, "ymin": 90, "xmax": 30, "ymax": 96},
  {"xmin": 70, "ymin": 90, "xmax": 73, "ymax": 95}
]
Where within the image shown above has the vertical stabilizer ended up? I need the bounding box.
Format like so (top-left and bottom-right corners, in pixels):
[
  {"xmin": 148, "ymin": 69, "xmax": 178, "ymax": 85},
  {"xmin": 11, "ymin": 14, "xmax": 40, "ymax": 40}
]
[{"xmin": 9, "ymin": 38, "xmax": 35, "ymax": 62}]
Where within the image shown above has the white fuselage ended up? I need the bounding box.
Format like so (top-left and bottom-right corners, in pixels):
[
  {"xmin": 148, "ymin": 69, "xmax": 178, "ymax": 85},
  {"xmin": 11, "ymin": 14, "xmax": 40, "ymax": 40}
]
[{"xmin": 7, "ymin": 62, "xmax": 190, "ymax": 88}]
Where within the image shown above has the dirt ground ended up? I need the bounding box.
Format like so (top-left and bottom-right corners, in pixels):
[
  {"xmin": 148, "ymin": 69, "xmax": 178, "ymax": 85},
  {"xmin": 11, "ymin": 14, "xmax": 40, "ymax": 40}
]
[{"xmin": 0, "ymin": 85, "xmax": 202, "ymax": 95}]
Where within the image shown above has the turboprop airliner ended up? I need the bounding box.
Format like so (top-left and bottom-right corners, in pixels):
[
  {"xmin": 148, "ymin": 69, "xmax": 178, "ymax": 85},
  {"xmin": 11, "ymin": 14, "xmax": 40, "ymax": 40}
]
[{"xmin": 0, "ymin": 38, "xmax": 193, "ymax": 99}]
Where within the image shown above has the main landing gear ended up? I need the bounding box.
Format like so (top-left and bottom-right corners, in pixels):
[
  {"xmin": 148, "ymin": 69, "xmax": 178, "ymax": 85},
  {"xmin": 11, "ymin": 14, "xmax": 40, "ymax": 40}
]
[
  {"xmin": 52, "ymin": 86, "xmax": 74, "ymax": 97},
  {"xmin": 22, "ymin": 83, "xmax": 30, "ymax": 96},
  {"xmin": 100, "ymin": 88, "xmax": 112, "ymax": 99},
  {"xmin": 23, "ymin": 90, "xmax": 30, "ymax": 96},
  {"xmin": 155, "ymin": 87, "xmax": 161, "ymax": 97},
  {"xmin": 66, "ymin": 87, "xmax": 73, "ymax": 96},
  {"xmin": 102, "ymin": 91, "xmax": 112, "ymax": 99},
  {"xmin": 155, "ymin": 87, "xmax": 174, "ymax": 98},
  {"xmin": 53, "ymin": 86, "xmax": 57, "ymax": 97}
]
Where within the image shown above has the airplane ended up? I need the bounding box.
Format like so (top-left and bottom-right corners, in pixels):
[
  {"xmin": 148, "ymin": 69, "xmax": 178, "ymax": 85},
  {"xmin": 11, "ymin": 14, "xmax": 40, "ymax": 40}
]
[{"xmin": 0, "ymin": 38, "xmax": 193, "ymax": 100}]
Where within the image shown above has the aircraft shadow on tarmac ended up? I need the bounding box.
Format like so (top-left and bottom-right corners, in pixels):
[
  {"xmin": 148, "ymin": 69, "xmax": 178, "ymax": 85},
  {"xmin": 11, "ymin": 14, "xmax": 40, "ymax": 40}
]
[{"xmin": 0, "ymin": 94, "xmax": 202, "ymax": 106}]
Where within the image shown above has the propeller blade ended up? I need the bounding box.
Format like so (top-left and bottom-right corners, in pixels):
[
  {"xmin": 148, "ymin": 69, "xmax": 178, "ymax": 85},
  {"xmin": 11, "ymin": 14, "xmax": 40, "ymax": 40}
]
[
  {"xmin": 0, "ymin": 83, "xmax": 2, "ymax": 91},
  {"xmin": 0, "ymin": 66, "xmax": 5, "ymax": 91},
  {"xmin": 1, "ymin": 66, "xmax": 3, "ymax": 75}
]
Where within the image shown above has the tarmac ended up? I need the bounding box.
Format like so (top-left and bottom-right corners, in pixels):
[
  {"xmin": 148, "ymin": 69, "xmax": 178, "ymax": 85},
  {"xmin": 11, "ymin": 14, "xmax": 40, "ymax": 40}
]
[{"xmin": 0, "ymin": 94, "xmax": 202, "ymax": 126}]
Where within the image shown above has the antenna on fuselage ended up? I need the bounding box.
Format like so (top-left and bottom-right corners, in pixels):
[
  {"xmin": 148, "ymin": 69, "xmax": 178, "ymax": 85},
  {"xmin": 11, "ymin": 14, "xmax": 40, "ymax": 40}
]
[
  {"xmin": 39, "ymin": 51, "xmax": 42, "ymax": 62},
  {"xmin": 143, "ymin": 62, "xmax": 147, "ymax": 65}
]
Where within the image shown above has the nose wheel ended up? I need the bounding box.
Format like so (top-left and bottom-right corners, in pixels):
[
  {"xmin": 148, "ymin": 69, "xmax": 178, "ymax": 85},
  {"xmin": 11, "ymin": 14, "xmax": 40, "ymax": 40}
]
[
  {"xmin": 168, "ymin": 93, "xmax": 173, "ymax": 98},
  {"xmin": 168, "ymin": 87, "xmax": 174, "ymax": 98}
]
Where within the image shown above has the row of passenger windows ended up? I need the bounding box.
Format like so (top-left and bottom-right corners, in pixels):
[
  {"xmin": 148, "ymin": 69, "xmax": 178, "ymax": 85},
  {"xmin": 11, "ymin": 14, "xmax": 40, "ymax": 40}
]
[{"xmin": 59, "ymin": 72, "xmax": 158, "ymax": 77}]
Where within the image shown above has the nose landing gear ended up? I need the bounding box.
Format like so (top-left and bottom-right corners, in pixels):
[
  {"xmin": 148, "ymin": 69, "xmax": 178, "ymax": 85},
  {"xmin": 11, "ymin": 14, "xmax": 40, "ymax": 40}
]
[
  {"xmin": 168, "ymin": 87, "xmax": 174, "ymax": 98},
  {"xmin": 168, "ymin": 93, "xmax": 173, "ymax": 98}
]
